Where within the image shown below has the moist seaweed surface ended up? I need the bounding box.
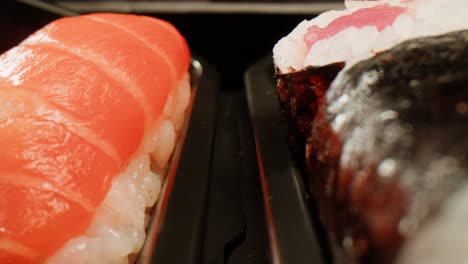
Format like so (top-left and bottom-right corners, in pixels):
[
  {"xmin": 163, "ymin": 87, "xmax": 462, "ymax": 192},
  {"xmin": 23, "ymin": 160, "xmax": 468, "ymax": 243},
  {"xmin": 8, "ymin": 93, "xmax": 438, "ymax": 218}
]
[
  {"xmin": 279, "ymin": 30, "xmax": 468, "ymax": 263},
  {"xmin": 275, "ymin": 63, "xmax": 345, "ymax": 169}
]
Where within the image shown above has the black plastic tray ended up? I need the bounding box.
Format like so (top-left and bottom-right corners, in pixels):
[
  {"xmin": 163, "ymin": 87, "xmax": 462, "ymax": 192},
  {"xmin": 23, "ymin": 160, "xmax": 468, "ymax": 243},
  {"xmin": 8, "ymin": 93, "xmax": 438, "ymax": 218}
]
[
  {"xmin": 137, "ymin": 57, "xmax": 218, "ymax": 264},
  {"xmin": 245, "ymin": 56, "xmax": 329, "ymax": 264}
]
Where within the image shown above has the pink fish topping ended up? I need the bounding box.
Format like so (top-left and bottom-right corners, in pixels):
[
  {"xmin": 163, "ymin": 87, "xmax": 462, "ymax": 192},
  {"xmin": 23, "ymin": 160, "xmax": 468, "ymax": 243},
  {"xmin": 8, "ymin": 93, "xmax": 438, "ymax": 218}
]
[{"xmin": 304, "ymin": 4, "xmax": 406, "ymax": 50}]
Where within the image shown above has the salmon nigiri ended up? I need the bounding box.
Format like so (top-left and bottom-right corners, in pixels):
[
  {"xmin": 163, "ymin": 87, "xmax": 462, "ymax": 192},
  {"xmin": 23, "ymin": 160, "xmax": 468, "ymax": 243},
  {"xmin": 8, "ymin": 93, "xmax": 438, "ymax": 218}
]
[{"xmin": 0, "ymin": 13, "xmax": 191, "ymax": 263}]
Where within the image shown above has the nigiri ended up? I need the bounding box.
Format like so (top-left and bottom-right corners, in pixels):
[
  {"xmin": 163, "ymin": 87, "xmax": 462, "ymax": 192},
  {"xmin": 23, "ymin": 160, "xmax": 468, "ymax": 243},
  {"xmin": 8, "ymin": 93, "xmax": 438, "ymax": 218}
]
[
  {"xmin": 273, "ymin": 0, "xmax": 468, "ymax": 263},
  {"xmin": 0, "ymin": 13, "xmax": 191, "ymax": 263},
  {"xmin": 274, "ymin": 0, "xmax": 468, "ymax": 73}
]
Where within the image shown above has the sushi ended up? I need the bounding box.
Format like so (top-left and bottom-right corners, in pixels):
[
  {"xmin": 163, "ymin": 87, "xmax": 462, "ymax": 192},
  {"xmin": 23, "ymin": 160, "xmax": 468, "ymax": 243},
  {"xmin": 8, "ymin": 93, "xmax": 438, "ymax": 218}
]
[
  {"xmin": 274, "ymin": 0, "xmax": 468, "ymax": 72},
  {"xmin": 274, "ymin": 0, "xmax": 468, "ymax": 162},
  {"xmin": 273, "ymin": 0, "xmax": 468, "ymax": 263},
  {"xmin": 0, "ymin": 13, "xmax": 191, "ymax": 263}
]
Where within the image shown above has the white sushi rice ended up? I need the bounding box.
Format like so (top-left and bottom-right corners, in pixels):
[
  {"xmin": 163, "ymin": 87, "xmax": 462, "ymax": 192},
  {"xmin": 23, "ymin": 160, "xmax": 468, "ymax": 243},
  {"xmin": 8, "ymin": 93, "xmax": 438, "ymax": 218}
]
[
  {"xmin": 46, "ymin": 73, "xmax": 192, "ymax": 264},
  {"xmin": 273, "ymin": 0, "xmax": 468, "ymax": 73}
]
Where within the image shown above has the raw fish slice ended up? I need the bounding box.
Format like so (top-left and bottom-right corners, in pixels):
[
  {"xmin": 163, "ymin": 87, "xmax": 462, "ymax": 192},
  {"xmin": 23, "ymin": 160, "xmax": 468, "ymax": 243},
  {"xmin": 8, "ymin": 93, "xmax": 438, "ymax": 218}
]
[
  {"xmin": 0, "ymin": 90, "xmax": 118, "ymax": 208},
  {"xmin": 303, "ymin": 4, "xmax": 405, "ymax": 49},
  {"xmin": 0, "ymin": 45, "xmax": 145, "ymax": 163},
  {"xmin": 0, "ymin": 113, "xmax": 117, "ymax": 259},
  {"xmin": 83, "ymin": 13, "xmax": 191, "ymax": 81},
  {"xmin": 23, "ymin": 16, "xmax": 173, "ymax": 123}
]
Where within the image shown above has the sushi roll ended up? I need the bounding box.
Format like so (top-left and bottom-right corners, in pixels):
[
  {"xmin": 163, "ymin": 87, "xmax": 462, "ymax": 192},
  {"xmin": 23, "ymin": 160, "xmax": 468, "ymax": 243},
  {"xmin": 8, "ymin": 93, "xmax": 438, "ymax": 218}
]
[
  {"xmin": 274, "ymin": 0, "xmax": 468, "ymax": 162},
  {"xmin": 273, "ymin": 0, "xmax": 468, "ymax": 263},
  {"xmin": 0, "ymin": 13, "xmax": 192, "ymax": 263}
]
